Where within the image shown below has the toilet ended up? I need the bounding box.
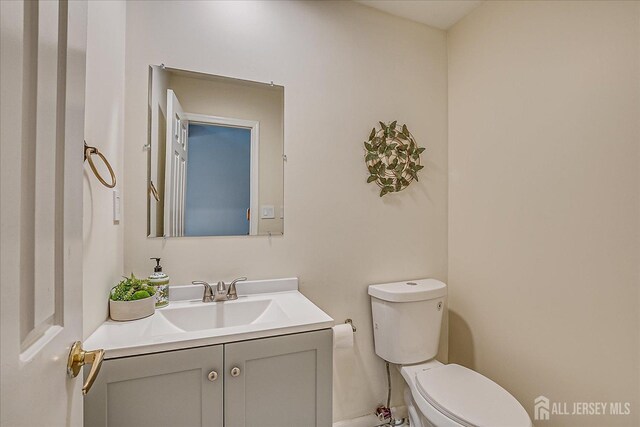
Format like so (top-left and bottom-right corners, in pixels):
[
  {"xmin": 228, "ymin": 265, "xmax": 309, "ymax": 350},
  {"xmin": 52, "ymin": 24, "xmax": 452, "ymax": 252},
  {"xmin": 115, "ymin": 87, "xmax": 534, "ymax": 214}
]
[{"xmin": 369, "ymin": 279, "xmax": 532, "ymax": 427}]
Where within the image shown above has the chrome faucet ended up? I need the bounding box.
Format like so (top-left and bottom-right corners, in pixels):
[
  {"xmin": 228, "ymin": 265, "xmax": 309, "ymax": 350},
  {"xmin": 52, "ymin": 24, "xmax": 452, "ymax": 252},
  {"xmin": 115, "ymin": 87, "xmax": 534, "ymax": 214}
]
[
  {"xmin": 192, "ymin": 277, "xmax": 247, "ymax": 302},
  {"xmin": 213, "ymin": 281, "xmax": 229, "ymax": 302}
]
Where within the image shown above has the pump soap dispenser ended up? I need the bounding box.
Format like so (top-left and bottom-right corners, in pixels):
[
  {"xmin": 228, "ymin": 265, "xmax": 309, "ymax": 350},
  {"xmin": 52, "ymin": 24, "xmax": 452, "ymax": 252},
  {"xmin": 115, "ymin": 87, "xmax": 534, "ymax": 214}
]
[{"xmin": 149, "ymin": 258, "xmax": 169, "ymax": 308}]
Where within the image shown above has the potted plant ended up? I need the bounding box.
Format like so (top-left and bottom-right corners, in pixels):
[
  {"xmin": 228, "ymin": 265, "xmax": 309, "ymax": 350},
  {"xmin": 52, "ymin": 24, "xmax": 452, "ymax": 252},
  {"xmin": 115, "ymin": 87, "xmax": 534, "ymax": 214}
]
[{"xmin": 109, "ymin": 273, "xmax": 157, "ymax": 321}]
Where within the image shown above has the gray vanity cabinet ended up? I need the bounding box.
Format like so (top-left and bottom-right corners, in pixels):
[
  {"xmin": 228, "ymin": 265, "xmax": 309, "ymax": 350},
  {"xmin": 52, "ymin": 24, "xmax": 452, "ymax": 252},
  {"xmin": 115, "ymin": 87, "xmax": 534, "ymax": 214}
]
[
  {"xmin": 224, "ymin": 329, "xmax": 333, "ymax": 427},
  {"xmin": 84, "ymin": 345, "xmax": 224, "ymax": 427},
  {"xmin": 84, "ymin": 330, "xmax": 332, "ymax": 427}
]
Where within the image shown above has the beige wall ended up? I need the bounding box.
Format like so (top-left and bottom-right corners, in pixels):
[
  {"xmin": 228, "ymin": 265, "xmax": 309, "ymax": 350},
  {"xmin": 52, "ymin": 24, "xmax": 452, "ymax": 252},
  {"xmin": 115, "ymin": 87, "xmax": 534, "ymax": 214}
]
[
  {"xmin": 81, "ymin": 1, "xmax": 640, "ymax": 424},
  {"xmin": 167, "ymin": 72, "xmax": 284, "ymax": 235},
  {"xmin": 123, "ymin": 0, "xmax": 448, "ymax": 420},
  {"xmin": 83, "ymin": 0, "xmax": 126, "ymax": 338},
  {"xmin": 448, "ymin": 1, "xmax": 640, "ymax": 426}
]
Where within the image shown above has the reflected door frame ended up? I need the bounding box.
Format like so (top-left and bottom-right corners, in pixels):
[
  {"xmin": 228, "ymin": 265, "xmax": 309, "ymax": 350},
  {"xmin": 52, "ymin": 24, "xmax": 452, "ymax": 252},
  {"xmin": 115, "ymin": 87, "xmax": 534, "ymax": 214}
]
[{"xmin": 184, "ymin": 113, "xmax": 260, "ymax": 236}]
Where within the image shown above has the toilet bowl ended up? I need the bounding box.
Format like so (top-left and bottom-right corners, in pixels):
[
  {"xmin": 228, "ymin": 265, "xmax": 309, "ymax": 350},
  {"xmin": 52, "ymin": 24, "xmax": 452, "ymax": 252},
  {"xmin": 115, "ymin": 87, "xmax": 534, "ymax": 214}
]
[
  {"xmin": 368, "ymin": 279, "xmax": 532, "ymax": 427},
  {"xmin": 400, "ymin": 360, "xmax": 532, "ymax": 427}
]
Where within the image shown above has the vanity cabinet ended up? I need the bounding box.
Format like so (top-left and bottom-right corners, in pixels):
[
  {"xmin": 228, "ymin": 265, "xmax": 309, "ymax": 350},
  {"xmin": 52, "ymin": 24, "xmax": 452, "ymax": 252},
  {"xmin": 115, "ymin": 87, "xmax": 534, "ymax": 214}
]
[
  {"xmin": 224, "ymin": 329, "xmax": 333, "ymax": 427},
  {"xmin": 84, "ymin": 329, "xmax": 332, "ymax": 427},
  {"xmin": 84, "ymin": 345, "xmax": 224, "ymax": 427}
]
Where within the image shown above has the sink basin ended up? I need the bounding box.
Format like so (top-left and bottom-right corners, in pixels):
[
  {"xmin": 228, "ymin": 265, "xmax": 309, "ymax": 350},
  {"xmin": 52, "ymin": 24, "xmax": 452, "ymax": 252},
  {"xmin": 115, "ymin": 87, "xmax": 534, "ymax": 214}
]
[
  {"xmin": 84, "ymin": 278, "xmax": 334, "ymax": 359},
  {"xmin": 160, "ymin": 298, "xmax": 288, "ymax": 332}
]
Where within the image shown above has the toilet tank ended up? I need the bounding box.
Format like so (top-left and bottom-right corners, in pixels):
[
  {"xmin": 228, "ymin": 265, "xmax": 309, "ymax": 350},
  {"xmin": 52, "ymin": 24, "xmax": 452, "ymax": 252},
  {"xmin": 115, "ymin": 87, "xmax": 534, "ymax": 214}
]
[{"xmin": 368, "ymin": 279, "xmax": 446, "ymax": 365}]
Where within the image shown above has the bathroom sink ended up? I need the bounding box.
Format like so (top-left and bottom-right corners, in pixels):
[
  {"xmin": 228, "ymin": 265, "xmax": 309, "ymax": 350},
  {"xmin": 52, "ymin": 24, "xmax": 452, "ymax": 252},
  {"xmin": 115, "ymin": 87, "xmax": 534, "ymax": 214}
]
[
  {"xmin": 160, "ymin": 298, "xmax": 288, "ymax": 331},
  {"xmin": 84, "ymin": 278, "xmax": 334, "ymax": 359}
]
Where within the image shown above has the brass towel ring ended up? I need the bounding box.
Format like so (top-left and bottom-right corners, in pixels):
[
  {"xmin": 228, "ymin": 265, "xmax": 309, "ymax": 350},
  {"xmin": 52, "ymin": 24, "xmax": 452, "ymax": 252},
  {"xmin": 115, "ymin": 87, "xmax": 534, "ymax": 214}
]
[
  {"xmin": 149, "ymin": 180, "xmax": 160, "ymax": 202},
  {"xmin": 84, "ymin": 142, "xmax": 116, "ymax": 188}
]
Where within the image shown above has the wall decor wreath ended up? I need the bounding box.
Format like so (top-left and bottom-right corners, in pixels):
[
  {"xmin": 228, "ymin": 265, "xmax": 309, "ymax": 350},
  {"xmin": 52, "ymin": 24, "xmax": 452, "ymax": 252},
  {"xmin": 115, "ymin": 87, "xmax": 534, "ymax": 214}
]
[{"xmin": 364, "ymin": 121, "xmax": 425, "ymax": 197}]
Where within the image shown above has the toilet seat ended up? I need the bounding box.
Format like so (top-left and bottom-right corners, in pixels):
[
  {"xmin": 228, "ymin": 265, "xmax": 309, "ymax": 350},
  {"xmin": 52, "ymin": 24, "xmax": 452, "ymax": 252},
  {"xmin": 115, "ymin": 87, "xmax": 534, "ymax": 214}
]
[{"xmin": 415, "ymin": 364, "xmax": 532, "ymax": 427}]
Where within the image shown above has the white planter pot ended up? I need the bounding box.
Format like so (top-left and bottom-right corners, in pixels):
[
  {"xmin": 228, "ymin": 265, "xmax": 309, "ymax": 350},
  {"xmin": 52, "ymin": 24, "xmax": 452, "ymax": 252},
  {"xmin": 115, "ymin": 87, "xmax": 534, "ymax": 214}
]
[{"xmin": 109, "ymin": 297, "xmax": 155, "ymax": 321}]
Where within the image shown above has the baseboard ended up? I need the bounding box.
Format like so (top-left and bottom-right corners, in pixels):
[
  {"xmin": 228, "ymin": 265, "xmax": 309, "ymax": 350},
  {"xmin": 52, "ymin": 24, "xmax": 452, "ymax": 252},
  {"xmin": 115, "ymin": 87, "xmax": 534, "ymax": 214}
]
[
  {"xmin": 333, "ymin": 413, "xmax": 380, "ymax": 427},
  {"xmin": 333, "ymin": 406, "xmax": 408, "ymax": 427}
]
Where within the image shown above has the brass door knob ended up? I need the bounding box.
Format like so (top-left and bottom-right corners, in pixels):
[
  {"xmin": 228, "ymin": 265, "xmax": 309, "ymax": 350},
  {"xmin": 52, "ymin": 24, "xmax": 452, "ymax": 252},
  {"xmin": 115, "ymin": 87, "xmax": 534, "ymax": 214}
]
[
  {"xmin": 67, "ymin": 341, "xmax": 105, "ymax": 395},
  {"xmin": 230, "ymin": 366, "xmax": 241, "ymax": 377},
  {"xmin": 207, "ymin": 370, "xmax": 218, "ymax": 381}
]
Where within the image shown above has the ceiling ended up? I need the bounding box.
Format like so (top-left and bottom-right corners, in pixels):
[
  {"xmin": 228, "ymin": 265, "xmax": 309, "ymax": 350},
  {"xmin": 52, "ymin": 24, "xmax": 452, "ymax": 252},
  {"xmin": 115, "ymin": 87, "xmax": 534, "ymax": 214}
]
[{"xmin": 355, "ymin": 0, "xmax": 483, "ymax": 30}]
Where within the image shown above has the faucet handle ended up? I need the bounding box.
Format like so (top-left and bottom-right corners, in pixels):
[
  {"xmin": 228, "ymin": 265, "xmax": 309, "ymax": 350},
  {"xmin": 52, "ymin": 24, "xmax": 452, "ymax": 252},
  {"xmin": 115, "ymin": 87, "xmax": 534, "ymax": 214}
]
[
  {"xmin": 227, "ymin": 277, "xmax": 247, "ymax": 300},
  {"xmin": 192, "ymin": 281, "xmax": 214, "ymax": 302},
  {"xmin": 192, "ymin": 280, "xmax": 210, "ymax": 289}
]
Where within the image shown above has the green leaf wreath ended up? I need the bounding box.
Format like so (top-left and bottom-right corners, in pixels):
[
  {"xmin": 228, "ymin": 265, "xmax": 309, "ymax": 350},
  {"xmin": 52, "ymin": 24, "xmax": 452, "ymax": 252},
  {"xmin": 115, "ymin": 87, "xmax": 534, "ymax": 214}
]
[{"xmin": 364, "ymin": 121, "xmax": 425, "ymax": 197}]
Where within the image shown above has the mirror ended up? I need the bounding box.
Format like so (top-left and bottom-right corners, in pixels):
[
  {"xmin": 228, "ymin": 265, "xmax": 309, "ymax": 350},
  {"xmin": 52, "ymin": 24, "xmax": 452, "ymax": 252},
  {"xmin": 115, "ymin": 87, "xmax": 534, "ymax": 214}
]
[{"xmin": 147, "ymin": 66, "xmax": 284, "ymax": 237}]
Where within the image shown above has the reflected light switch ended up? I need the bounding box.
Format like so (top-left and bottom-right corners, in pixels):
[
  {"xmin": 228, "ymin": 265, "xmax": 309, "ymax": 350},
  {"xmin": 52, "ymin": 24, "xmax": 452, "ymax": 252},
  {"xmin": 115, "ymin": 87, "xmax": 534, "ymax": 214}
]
[{"xmin": 261, "ymin": 205, "xmax": 275, "ymax": 219}]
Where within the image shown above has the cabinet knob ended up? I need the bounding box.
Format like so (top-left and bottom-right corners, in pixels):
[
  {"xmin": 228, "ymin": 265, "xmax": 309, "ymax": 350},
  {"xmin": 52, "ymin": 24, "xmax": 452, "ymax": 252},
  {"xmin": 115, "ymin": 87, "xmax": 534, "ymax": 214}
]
[
  {"xmin": 207, "ymin": 370, "xmax": 218, "ymax": 381},
  {"xmin": 230, "ymin": 366, "xmax": 241, "ymax": 377}
]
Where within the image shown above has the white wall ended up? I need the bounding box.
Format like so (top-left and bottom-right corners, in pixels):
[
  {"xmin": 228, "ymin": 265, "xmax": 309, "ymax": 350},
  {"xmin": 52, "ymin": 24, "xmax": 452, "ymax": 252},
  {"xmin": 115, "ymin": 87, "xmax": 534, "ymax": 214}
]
[
  {"xmin": 448, "ymin": 1, "xmax": 640, "ymax": 426},
  {"xmin": 123, "ymin": 1, "xmax": 448, "ymax": 420},
  {"xmin": 83, "ymin": 0, "xmax": 126, "ymax": 338}
]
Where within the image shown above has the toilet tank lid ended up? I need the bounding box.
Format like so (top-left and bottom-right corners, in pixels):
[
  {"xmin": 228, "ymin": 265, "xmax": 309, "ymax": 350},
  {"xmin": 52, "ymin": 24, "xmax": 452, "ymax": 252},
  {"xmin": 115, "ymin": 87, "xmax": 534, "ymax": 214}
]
[{"xmin": 368, "ymin": 279, "xmax": 446, "ymax": 302}]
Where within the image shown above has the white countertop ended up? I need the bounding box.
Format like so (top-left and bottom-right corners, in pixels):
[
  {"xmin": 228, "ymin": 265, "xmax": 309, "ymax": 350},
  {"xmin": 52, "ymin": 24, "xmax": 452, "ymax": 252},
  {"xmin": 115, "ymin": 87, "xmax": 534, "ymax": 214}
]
[{"xmin": 85, "ymin": 278, "xmax": 334, "ymax": 359}]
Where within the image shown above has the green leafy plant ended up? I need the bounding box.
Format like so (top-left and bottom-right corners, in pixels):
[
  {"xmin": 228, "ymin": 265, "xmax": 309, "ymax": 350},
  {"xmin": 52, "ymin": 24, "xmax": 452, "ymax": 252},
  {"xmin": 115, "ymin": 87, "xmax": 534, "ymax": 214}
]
[
  {"xmin": 110, "ymin": 273, "xmax": 156, "ymax": 301},
  {"xmin": 364, "ymin": 121, "xmax": 425, "ymax": 197}
]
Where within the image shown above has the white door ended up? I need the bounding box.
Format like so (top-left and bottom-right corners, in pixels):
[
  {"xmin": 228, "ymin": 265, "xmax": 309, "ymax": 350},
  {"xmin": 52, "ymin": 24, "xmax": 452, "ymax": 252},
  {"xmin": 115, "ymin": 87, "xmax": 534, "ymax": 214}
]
[
  {"xmin": 164, "ymin": 89, "xmax": 189, "ymax": 237},
  {"xmin": 1, "ymin": 1, "xmax": 90, "ymax": 426}
]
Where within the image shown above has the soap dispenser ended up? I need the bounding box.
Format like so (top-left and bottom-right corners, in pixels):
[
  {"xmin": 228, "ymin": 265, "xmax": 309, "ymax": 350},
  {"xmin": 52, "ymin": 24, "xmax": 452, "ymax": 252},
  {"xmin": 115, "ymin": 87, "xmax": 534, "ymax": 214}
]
[{"xmin": 149, "ymin": 257, "xmax": 169, "ymax": 308}]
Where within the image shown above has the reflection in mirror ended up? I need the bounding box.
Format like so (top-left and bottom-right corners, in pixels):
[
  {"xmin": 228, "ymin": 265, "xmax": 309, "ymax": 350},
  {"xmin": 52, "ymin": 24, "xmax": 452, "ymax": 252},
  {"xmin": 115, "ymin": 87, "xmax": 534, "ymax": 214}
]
[{"xmin": 147, "ymin": 66, "xmax": 284, "ymax": 237}]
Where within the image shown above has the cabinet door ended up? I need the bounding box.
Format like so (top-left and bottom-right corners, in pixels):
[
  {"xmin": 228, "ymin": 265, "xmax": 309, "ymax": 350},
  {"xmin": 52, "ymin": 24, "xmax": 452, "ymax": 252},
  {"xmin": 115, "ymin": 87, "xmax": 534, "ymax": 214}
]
[
  {"xmin": 224, "ymin": 329, "xmax": 333, "ymax": 427},
  {"xmin": 84, "ymin": 345, "xmax": 223, "ymax": 427}
]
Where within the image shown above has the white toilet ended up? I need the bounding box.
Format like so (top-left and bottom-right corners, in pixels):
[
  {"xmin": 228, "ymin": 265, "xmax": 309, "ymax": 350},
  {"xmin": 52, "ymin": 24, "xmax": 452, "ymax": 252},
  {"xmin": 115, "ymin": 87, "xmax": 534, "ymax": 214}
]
[{"xmin": 369, "ymin": 279, "xmax": 532, "ymax": 427}]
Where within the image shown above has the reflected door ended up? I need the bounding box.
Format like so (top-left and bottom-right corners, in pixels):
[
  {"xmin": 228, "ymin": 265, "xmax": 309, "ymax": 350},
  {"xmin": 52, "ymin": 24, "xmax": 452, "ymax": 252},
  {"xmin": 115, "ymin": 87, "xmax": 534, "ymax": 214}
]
[
  {"xmin": 165, "ymin": 89, "xmax": 188, "ymax": 237},
  {"xmin": 185, "ymin": 123, "xmax": 252, "ymax": 236}
]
